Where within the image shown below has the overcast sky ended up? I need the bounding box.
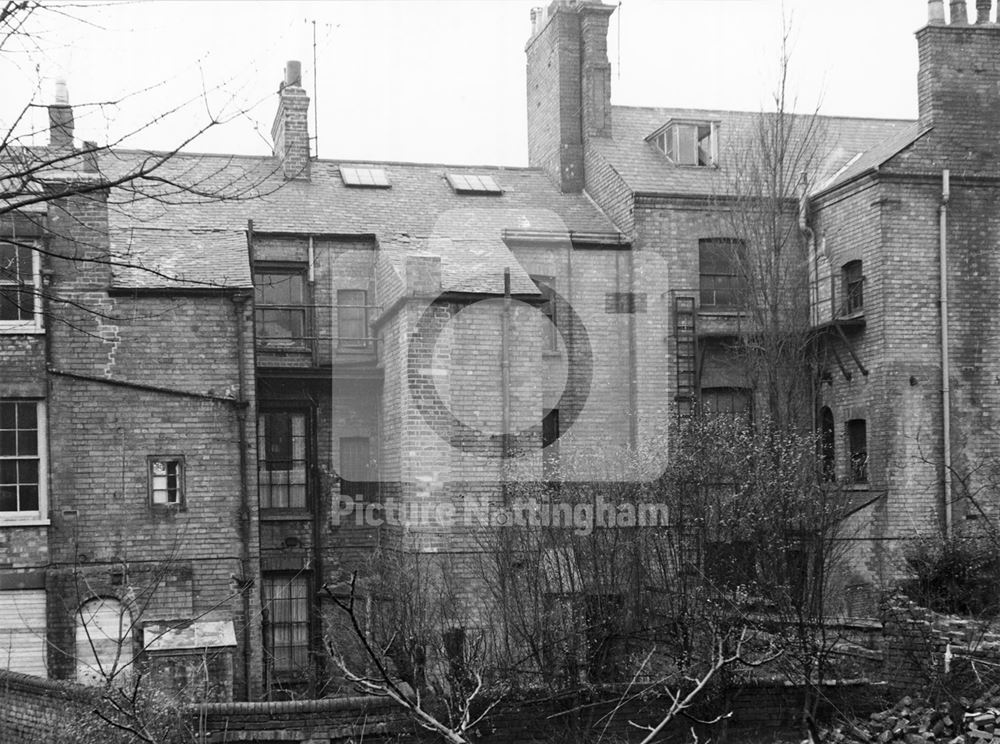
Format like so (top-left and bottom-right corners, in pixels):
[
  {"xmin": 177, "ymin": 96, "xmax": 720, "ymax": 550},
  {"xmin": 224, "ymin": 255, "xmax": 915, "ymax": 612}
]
[{"xmin": 4, "ymin": 0, "xmax": 929, "ymax": 166}]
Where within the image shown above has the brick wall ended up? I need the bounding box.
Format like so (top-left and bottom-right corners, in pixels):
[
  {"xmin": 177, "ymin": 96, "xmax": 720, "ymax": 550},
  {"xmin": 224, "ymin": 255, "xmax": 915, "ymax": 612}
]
[{"xmin": 39, "ymin": 188, "xmax": 262, "ymax": 696}]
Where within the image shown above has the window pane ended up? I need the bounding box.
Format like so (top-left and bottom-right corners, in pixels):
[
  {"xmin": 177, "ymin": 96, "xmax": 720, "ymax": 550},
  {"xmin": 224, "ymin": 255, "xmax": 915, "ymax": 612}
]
[
  {"xmin": 0, "ymin": 486, "xmax": 16, "ymax": 511},
  {"xmin": 338, "ymin": 290, "xmax": 367, "ymax": 347},
  {"xmin": 19, "ymin": 486, "xmax": 38, "ymax": 511},
  {"xmin": 676, "ymin": 124, "xmax": 696, "ymax": 165},
  {"xmin": 697, "ymin": 124, "xmax": 713, "ymax": 165},
  {"xmin": 260, "ymin": 413, "xmax": 308, "ymax": 509}
]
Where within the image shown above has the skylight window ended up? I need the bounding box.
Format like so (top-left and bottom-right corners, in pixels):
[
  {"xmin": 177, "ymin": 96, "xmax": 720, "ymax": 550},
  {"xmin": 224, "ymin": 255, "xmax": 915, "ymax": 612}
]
[
  {"xmin": 651, "ymin": 121, "xmax": 718, "ymax": 167},
  {"xmin": 446, "ymin": 173, "xmax": 502, "ymax": 194},
  {"xmin": 340, "ymin": 167, "xmax": 390, "ymax": 188}
]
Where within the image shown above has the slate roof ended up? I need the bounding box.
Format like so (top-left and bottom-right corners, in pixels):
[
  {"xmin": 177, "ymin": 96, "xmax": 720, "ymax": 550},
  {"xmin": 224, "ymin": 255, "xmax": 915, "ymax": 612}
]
[
  {"xmin": 814, "ymin": 123, "xmax": 930, "ymax": 194},
  {"xmin": 110, "ymin": 227, "xmax": 252, "ymax": 290},
  {"xmin": 593, "ymin": 106, "xmax": 915, "ymax": 197},
  {"xmin": 103, "ymin": 153, "xmax": 622, "ymax": 292}
]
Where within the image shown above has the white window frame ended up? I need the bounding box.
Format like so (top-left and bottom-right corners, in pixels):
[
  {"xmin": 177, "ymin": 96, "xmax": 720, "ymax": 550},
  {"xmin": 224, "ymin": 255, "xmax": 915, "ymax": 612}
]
[
  {"xmin": 0, "ymin": 240, "xmax": 44, "ymax": 334},
  {"xmin": 651, "ymin": 120, "xmax": 719, "ymax": 167},
  {"xmin": 0, "ymin": 400, "xmax": 49, "ymax": 525}
]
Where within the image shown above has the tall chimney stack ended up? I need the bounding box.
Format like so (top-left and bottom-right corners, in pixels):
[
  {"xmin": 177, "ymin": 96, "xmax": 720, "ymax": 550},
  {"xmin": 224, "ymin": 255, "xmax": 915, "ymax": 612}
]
[
  {"xmin": 48, "ymin": 77, "xmax": 74, "ymax": 151},
  {"xmin": 271, "ymin": 60, "xmax": 311, "ymax": 180}
]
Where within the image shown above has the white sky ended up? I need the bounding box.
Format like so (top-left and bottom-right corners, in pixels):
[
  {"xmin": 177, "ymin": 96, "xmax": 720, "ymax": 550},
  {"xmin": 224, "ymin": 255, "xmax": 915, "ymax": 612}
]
[{"xmin": 3, "ymin": 0, "xmax": 930, "ymax": 167}]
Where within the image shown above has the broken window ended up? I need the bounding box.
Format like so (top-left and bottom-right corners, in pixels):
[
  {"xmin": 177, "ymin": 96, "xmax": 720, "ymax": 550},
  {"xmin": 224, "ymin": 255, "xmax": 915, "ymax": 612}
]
[
  {"xmin": 0, "ymin": 241, "xmax": 39, "ymax": 330},
  {"xmin": 847, "ymin": 418, "xmax": 868, "ymax": 484},
  {"xmin": 654, "ymin": 121, "xmax": 717, "ymax": 166},
  {"xmin": 843, "ymin": 260, "xmax": 864, "ymax": 314},
  {"xmin": 148, "ymin": 456, "xmax": 184, "ymax": 507},
  {"xmin": 258, "ymin": 411, "xmax": 309, "ymax": 509},
  {"xmin": 699, "ymin": 239, "xmax": 746, "ymax": 308},
  {"xmin": 532, "ymin": 276, "xmax": 558, "ymax": 351},
  {"xmin": 254, "ymin": 269, "xmax": 307, "ymax": 346},
  {"xmin": 819, "ymin": 406, "xmax": 835, "ymax": 482}
]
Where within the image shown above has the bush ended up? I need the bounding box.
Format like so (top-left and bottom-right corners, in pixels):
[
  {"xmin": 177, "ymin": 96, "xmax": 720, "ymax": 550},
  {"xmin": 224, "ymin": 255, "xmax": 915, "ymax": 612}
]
[{"xmin": 901, "ymin": 535, "xmax": 1000, "ymax": 617}]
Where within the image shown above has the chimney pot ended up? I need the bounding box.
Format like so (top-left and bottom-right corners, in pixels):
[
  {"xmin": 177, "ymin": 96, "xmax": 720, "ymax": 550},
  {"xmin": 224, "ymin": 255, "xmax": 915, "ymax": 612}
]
[
  {"xmin": 976, "ymin": 0, "xmax": 992, "ymax": 23},
  {"xmin": 284, "ymin": 60, "xmax": 302, "ymax": 88},
  {"xmin": 54, "ymin": 77, "xmax": 69, "ymax": 105},
  {"xmin": 929, "ymin": 0, "xmax": 947, "ymax": 23},
  {"xmin": 950, "ymin": 0, "xmax": 969, "ymax": 23}
]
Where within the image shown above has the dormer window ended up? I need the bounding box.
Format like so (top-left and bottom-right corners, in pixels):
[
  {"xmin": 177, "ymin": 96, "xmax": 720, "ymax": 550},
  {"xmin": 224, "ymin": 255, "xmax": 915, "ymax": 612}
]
[{"xmin": 651, "ymin": 121, "xmax": 718, "ymax": 167}]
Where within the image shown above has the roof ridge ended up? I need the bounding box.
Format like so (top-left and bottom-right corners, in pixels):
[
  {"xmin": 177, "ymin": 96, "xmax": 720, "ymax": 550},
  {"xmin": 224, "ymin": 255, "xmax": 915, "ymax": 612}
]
[
  {"xmin": 106, "ymin": 148, "xmax": 542, "ymax": 172},
  {"xmin": 611, "ymin": 104, "xmax": 915, "ymax": 125}
]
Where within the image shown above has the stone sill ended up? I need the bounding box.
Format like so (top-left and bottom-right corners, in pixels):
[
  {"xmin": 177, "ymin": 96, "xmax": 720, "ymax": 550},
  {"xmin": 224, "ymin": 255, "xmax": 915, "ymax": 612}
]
[{"xmin": 0, "ymin": 519, "xmax": 50, "ymax": 528}]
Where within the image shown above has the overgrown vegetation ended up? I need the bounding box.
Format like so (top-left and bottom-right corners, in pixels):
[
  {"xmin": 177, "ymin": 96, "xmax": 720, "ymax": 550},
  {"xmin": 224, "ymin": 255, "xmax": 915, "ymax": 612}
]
[{"xmin": 901, "ymin": 535, "xmax": 1000, "ymax": 618}]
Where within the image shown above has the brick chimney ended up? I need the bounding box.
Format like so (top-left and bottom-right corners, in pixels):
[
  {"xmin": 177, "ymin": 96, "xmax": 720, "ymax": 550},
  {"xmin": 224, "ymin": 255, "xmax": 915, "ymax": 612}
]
[
  {"xmin": 917, "ymin": 0, "xmax": 1000, "ymax": 142},
  {"xmin": 48, "ymin": 78, "xmax": 74, "ymax": 151},
  {"xmin": 271, "ymin": 60, "xmax": 311, "ymax": 180},
  {"xmin": 525, "ymin": 1, "xmax": 615, "ymax": 193}
]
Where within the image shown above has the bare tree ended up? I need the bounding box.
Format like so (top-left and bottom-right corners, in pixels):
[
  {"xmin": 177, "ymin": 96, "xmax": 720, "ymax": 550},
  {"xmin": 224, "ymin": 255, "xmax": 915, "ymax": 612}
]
[{"xmin": 1, "ymin": 1, "xmax": 284, "ymax": 328}]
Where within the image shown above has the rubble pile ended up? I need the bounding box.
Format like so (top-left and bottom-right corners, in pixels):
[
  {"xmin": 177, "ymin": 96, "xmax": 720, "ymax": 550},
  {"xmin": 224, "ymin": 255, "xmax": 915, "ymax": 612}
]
[{"xmin": 823, "ymin": 691, "xmax": 1000, "ymax": 744}]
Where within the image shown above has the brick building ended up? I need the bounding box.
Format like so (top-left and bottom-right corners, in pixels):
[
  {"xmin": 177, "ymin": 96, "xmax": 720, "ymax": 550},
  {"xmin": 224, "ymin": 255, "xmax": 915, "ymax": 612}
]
[{"xmin": 0, "ymin": 0, "xmax": 997, "ymax": 703}]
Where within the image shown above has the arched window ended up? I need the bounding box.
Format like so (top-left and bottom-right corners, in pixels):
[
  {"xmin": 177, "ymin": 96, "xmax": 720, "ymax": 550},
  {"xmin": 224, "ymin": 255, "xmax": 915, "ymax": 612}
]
[
  {"xmin": 819, "ymin": 407, "xmax": 835, "ymax": 482},
  {"xmin": 76, "ymin": 597, "xmax": 133, "ymax": 685}
]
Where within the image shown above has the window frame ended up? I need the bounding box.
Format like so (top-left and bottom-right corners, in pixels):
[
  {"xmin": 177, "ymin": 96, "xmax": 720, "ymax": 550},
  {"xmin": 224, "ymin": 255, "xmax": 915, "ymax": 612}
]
[
  {"xmin": 253, "ymin": 264, "xmax": 309, "ymax": 349},
  {"xmin": 258, "ymin": 408, "xmax": 312, "ymax": 512},
  {"xmin": 147, "ymin": 455, "xmax": 185, "ymax": 509},
  {"xmin": 261, "ymin": 573, "xmax": 312, "ymax": 681},
  {"xmin": 699, "ymin": 386, "xmax": 753, "ymax": 418},
  {"xmin": 846, "ymin": 418, "xmax": 868, "ymax": 484},
  {"xmin": 0, "ymin": 399, "xmax": 48, "ymax": 524},
  {"xmin": 531, "ymin": 276, "xmax": 559, "ymax": 353},
  {"xmin": 339, "ymin": 435, "xmax": 377, "ymax": 503},
  {"xmin": 698, "ymin": 238, "xmax": 747, "ymax": 309},
  {"xmin": 0, "ymin": 240, "xmax": 43, "ymax": 334},
  {"xmin": 842, "ymin": 260, "xmax": 864, "ymax": 315},
  {"xmin": 336, "ymin": 288, "xmax": 370, "ymax": 349},
  {"xmin": 819, "ymin": 406, "xmax": 836, "ymax": 483},
  {"xmin": 652, "ymin": 121, "xmax": 718, "ymax": 167}
]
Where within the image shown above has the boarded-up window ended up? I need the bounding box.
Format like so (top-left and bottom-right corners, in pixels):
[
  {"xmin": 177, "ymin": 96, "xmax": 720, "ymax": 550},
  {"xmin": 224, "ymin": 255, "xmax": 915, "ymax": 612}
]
[
  {"xmin": 258, "ymin": 412, "xmax": 308, "ymax": 509},
  {"xmin": 0, "ymin": 589, "xmax": 46, "ymax": 677},
  {"xmin": 76, "ymin": 597, "xmax": 132, "ymax": 685},
  {"xmin": 262, "ymin": 574, "xmax": 311, "ymax": 677}
]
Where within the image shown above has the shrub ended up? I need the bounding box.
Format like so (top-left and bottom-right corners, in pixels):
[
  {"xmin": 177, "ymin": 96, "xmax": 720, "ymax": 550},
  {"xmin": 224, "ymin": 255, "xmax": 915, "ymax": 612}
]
[{"xmin": 901, "ymin": 535, "xmax": 1000, "ymax": 617}]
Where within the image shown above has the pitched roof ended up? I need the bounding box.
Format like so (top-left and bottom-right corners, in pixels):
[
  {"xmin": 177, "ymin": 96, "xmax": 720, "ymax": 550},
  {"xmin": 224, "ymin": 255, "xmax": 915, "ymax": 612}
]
[
  {"xmin": 110, "ymin": 227, "xmax": 252, "ymax": 290},
  {"xmin": 814, "ymin": 123, "xmax": 930, "ymax": 194},
  {"xmin": 103, "ymin": 154, "xmax": 622, "ymax": 293},
  {"xmin": 592, "ymin": 106, "xmax": 915, "ymax": 197}
]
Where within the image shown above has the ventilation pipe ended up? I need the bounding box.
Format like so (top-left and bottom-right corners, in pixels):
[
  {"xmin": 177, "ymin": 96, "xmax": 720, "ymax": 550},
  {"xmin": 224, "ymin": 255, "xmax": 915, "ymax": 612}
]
[{"xmin": 939, "ymin": 169, "xmax": 953, "ymax": 539}]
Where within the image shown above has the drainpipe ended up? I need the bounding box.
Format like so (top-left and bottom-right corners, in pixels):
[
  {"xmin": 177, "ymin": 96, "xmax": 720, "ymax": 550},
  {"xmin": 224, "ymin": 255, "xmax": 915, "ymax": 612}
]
[
  {"xmin": 939, "ymin": 170, "xmax": 953, "ymax": 539},
  {"xmin": 798, "ymin": 171, "xmax": 818, "ymax": 434},
  {"xmin": 232, "ymin": 291, "xmax": 254, "ymax": 697},
  {"xmin": 501, "ymin": 268, "xmax": 511, "ymax": 504}
]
